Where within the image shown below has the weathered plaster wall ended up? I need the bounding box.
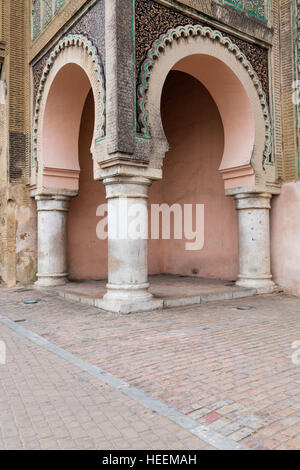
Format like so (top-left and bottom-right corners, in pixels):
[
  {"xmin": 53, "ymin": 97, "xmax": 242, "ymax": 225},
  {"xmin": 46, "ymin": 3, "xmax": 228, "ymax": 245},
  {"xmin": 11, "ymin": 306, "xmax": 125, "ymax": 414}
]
[
  {"xmin": 68, "ymin": 90, "xmax": 107, "ymax": 280},
  {"xmin": 0, "ymin": 185, "xmax": 37, "ymax": 286},
  {"xmin": 271, "ymin": 182, "xmax": 300, "ymax": 295},
  {"xmin": 0, "ymin": 80, "xmax": 8, "ymax": 186},
  {"xmin": 0, "ymin": 86, "xmax": 7, "ymax": 282},
  {"xmin": 148, "ymin": 71, "xmax": 239, "ymax": 279},
  {"xmin": 0, "ymin": 0, "xmax": 35, "ymax": 286},
  {"xmin": 15, "ymin": 187, "xmax": 37, "ymax": 284}
]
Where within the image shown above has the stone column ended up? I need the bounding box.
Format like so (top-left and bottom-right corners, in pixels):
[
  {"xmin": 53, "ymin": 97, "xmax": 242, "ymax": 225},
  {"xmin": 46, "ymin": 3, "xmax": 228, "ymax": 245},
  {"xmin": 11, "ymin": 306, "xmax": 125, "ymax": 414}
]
[
  {"xmin": 100, "ymin": 176, "xmax": 159, "ymax": 313},
  {"xmin": 234, "ymin": 192, "xmax": 275, "ymax": 293},
  {"xmin": 35, "ymin": 195, "xmax": 70, "ymax": 287}
]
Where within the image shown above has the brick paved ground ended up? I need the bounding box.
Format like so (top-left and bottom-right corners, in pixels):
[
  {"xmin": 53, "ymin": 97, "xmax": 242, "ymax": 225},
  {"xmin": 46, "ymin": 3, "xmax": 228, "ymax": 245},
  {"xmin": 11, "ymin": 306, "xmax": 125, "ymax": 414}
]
[
  {"xmin": 1, "ymin": 286, "xmax": 300, "ymax": 449},
  {"xmin": 0, "ymin": 322, "xmax": 214, "ymax": 450}
]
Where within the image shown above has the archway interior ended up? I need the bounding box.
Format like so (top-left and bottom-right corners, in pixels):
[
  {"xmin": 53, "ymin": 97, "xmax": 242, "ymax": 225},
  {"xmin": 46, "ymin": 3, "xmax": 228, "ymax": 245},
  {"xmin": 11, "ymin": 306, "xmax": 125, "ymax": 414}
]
[
  {"xmin": 148, "ymin": 70, "xmax": 239, "ymax": 280},
  {"xmin": 172, "ymin": 54, "xmax": 255, "ymax": 174},
  {"xmin": 42, "ymin": 63, "xmax": 92, "ymax": 190},
  {"xmin": 68, "ymin": 89, "xmax": 108, "ymax": 281}
]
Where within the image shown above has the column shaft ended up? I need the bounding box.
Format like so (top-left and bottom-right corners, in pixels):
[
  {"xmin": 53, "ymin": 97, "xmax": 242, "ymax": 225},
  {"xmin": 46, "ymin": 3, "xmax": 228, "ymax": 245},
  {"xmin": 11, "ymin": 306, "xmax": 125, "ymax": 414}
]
[
  {"xmin": 35, "ymin": 195, "xmax": 70, "ymax": 287},
  {"xmin": 100, "ymin": 176, "xmax": 160, "ymax": 313},
  {"xmin": 235, "ymin": 192, "xmax": 275, "ymax": 293}
]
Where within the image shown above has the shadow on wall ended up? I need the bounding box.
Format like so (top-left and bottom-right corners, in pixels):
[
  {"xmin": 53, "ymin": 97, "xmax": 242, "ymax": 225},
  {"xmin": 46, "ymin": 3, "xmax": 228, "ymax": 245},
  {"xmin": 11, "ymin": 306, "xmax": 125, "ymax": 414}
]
[{"xmin": 148, "ymin": 71, "xmax": 239, "ymax": 280}]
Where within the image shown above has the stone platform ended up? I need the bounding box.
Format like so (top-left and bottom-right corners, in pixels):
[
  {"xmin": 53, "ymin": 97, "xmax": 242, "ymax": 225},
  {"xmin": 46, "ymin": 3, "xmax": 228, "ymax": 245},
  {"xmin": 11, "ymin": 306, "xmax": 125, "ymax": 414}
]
[{"xmin": 45, "ymin": 275, "xmax": 258, "ymax": 313}]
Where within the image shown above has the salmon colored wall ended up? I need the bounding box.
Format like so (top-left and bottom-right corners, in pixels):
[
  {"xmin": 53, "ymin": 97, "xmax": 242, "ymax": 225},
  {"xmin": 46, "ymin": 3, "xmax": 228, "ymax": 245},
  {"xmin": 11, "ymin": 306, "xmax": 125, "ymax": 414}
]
[
  {"xmin": 271, "ymin": 182, "xmax": 300, "ymax": 296},
  {"xmin": 148, "ymin": 71, "xmax": 238, "ymax": 279},
  {"xmin": 68, "ymin": 90, "xmax": 107, "ymax": 280},
  {"xmin": 173, "ymin": 56, "xmax": 255, "ymax": 178}
]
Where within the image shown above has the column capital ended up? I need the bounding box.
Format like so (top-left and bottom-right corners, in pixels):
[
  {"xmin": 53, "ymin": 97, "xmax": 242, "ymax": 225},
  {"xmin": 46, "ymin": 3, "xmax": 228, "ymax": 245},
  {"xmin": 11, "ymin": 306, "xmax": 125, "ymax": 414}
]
[
  {"xmin": 103, "ymin": 176, "xmax": 152, "ymax": 199},
  {"xmin": 234, "ymin": 192, "xmax": 272, "ymax": 211},
  {"xmin": 225, "ymin": 184, "xmax": 280, "ymax": 198},
  {"xmin": 94, "ymin": 160, "xmax": 162, "ymax": 182},
  {"xmin": 31, "ymin": 188, "xmax": 78, "ymax": 197},
  {"xmin": 35, "ymin": 194, "xmax": 71, "ymax": 212}
]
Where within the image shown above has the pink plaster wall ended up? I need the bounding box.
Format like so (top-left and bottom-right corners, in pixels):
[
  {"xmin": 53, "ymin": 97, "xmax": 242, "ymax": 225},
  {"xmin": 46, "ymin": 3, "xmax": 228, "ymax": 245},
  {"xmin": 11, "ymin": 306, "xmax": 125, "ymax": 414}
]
[
  {"xmin": 67, "ymin": 90, "xmax": 108, "ymax": 280},
  {"xmin": 271, "ymin": 182, "xmax": 300, "ymax": 295},
  {"xmin": 148, "ymin": 71, "xmax": 239, "ymax": 279},
  {"xmin": 173, "ymin": 55, "xmax": 255, "ymax": 187}
]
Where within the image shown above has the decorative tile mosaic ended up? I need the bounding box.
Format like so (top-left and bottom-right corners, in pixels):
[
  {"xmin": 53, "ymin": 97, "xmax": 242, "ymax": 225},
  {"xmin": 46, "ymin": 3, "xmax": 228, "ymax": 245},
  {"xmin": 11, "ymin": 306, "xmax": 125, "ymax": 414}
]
[
  {"xmin": 166, "ymin": 0, "xmax": 267, "ymax": 21},
  {"xmin": 245, "ymin": 0, "xmax": 266, "ymax": 20},
  {"xmin": 32, "ymin": 51, "xmax": 52, "ymax": 105},
  {"xmin": 55, "ymin": 0, "xmax": 66, "ymax": 13},
  {"xmin": 32, "ymin": 0, "xmax": 105, "ymax": 104},
  {"xmin": 31, "ymin": 0, "xmax": 66, "ymax": 40},
  {"xmin": 221, "ymin": 0, "xmax": 266, "ymax": 20},
  {"xmin": 69, "ymin": 0, "xmax": 105, "ymax": 64},
  {"xmin": 32, "ymin": 0, "xmax": 41, "ymax": 39},
  {"xmin": 43, "ymin": 0, "xmax": 53, "ymax": 27},
  {"xmin": 224, "ymin": 0, "xmax": 244, "ymax": 12},
  {"xmin": 135, "ymin": 0, "xmax": 269, "ymax": 129}
]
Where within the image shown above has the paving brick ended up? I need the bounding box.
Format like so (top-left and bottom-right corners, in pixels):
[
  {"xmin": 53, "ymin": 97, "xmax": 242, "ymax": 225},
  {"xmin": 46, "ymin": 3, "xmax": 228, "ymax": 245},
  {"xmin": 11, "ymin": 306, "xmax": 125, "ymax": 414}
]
[
  {"xmin": 209, "ymin": 417, "xmax": 231, "ymax": 431},
  {"xmin": 229, "ymin": 427, "xmax": 254, "ymax": 441},
  {"xmin": 0, "ymin": 320, "xmax": 213, "ymax": 450},
  {"xmin": 221, "ymin": 421, "xmax": 243, "ymax": 436},
  {"xmin": 199, "ymin": 411, "xmax": 221, "ymax": 424},
  {"xmin": 287, "ymin": 438, "xmax": 300, "ymax": 449},
  {"xmin": 1, "ymin": 288, "xmax": 300, "ymax": 449},
  {"xmin": 188, "ymin": 408, "xmax": 211, "ymax": 419}
]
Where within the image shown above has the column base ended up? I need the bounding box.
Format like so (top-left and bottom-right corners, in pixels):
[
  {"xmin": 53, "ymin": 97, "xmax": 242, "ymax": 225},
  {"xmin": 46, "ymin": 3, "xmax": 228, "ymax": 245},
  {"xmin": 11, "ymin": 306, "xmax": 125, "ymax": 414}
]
[
  {"xmin": 35, "ymin": 274, "xmax": 69, "ymax": 287},
  {"xmin": 99, "ymin": 283, "xmax": 162, "ymax": 314},
  {"xmin": 236, "ymin": 276, "xmax": 276, "ymax": 294}
]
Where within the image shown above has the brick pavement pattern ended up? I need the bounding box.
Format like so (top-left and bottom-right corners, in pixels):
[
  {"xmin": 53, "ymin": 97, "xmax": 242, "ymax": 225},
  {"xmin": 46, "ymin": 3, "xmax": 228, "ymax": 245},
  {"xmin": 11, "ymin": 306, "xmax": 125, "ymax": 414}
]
[
  {"xmin": 1, "ymin": 287, "xmax": 300, "ymax": 449},
  {"xmin": 0, "ymin": 322, "xmax": 213, "ymax": 450}
]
